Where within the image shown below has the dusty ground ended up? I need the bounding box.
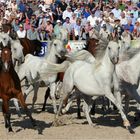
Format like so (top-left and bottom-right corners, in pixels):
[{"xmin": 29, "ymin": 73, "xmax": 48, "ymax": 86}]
[{"xmin": 0, "ymin": 87, "xmax": 140, "ymax": 140}]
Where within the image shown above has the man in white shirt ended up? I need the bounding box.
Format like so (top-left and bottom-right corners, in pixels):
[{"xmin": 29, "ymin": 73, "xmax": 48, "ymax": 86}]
[
  {"xmin": 111, "ymin": 4, "xmax": 121, "ymax": 19},
  {"xmin": 62, "ymin": 6, "xmax": 73, "ymax": 21},
  {"xmin": 16, "ymin": 24, "xmax": 26, "ymax": 38},
  {"xmin": 87, "ymin": 12, "xmax": 98, "ymax": 27},
  {"xmin": 119, "ymin": 12, "xmax": 128, "ymax": 25}
]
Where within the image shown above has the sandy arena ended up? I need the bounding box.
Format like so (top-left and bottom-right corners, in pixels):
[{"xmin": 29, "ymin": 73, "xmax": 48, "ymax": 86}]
[{"xmin": 0, "ymin": 87, "xmax": 140, "ymax": 140}]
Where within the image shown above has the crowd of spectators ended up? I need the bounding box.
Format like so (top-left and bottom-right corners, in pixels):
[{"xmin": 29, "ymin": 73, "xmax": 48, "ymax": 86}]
[{"xmin": 0, "ymin": 0, "xmax": 140, "ymax": 41}]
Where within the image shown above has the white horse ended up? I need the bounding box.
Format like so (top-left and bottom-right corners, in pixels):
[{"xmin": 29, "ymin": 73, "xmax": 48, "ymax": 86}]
[
  {"xmin": 54, "ymin": 40, "xmax": 134, "ymax": 133},
  {"xmin": 18, "ymin": 39, "xmax": 67, "ymax": 113},
  {"xmin": 115, "ymin": 47, "xmax": 140, "ymax": 115},
  {"xmin": 0, "ymin": 32, "xmax": 24, "ymax": 65}
]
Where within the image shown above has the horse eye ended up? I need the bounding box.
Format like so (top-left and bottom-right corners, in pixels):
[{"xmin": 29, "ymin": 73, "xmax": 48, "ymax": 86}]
[
  {"xmin": 118, "ymin": 47, "xmax": 120, "ymax": 50},
  {"xmin": 108, "ymin": 47, "xmax": 111, "ymax": 50},
  {"xmin": 54, "ymin": 43, "xmax": 57, "ymax": 46},
  {"xmin": 3, "ymin": 38, "xmax": 6, "ymax": 40}
]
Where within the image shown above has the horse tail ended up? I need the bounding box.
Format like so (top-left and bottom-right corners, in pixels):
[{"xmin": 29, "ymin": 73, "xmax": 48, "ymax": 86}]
[{"xmin": 41, "ymin": 60, "xmax": 71, "ymax": 75}]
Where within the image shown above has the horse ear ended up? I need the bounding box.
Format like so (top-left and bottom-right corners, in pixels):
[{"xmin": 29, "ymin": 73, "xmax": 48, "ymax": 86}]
[
  {"xmin": 7, "ymin": 41, "xmax": 11, "ymax": 49},
  {"xmin": 113, "ymin": 35, "xmax": 119, "ymax": 43},
  {"xmin": 0, "ymin": 42, "xmax": 3, "ymax": 49},
  {"xmin": 108, "ymin": 34, "xmax": 113, "ymax": 41}
]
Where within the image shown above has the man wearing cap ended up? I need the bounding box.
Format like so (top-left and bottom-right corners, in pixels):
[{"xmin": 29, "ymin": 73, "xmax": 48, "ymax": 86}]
[
  {"xmin": 16, "ymin": 24, "xmax": 26, "ymax": 38},
  {"xmin": 27, "ymin": 24, "xmax": 39, "ymax": 40},
  {"xmin": 54, "ymin": 19, "xmax": 64, "ymax": 38}
]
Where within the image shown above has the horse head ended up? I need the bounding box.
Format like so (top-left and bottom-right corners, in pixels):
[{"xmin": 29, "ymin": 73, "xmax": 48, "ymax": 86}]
[
  {"xmin": 1, "ymin": 43, "xmax": 12, "ymax": 71},
  {"xmin": 51, "ymin": 39, "xmax": 67, "ymax": 58},
  {"xmin": 107, "ymin": 41, "xmax": 120, "ymax": 64},
  {"xmin": 0, "ymin": 32, "xmax": 11, "ymax": 47},
  {"xmin": 10, "ymin": 39, "xmax": 24, "ymax": 65}
]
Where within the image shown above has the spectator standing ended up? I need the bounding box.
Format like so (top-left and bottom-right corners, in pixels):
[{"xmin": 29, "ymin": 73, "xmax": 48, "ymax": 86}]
[
  {"xmin": 25, "ymin": 5, "xmax": 33, "ymax": 19},
  {"xmin": 12, "ymin": 17, "xmax": 20, "ymax": 32}
]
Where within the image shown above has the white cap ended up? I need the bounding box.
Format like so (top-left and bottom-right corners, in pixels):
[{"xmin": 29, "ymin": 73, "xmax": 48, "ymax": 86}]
[{"xmin": 56, "ymin": 20, "xmax": 61, "ymax": 23}]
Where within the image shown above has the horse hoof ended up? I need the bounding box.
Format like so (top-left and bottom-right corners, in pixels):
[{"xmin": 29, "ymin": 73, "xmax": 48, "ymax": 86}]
[
  {"xmin": 77, "ymin": 116, "xmax": 82, "ymax": 119},
  {"xmin": 126, "ymin": 126, "xmax": 135, "ymax": 134},
  {"xmin": 90, "ymin": 124, "xmax": 100, "ymax": 128},
  {"xmin": 8, "ymin": 127, "xmax": 14, "ymax": 132},
  {"xmin": 52, "ymin": 120, "xmax": 59, "ymax": 127},
  {"xmin": 42, "ymin": 108, "xmax": 45, "ymax": 112}
]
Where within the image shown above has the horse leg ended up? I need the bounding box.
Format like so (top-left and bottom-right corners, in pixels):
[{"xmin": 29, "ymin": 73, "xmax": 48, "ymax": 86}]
[
  {"xmin": 17, "ymin": 92, "xmax": 36, "ymax": 127},
  {"xmin": 50, "ymin": 83, "xmax": 57, "ymax": 114},
  {"xmin": 55, "ymin": 81, "xmax": 62, "ymax": 99},
  {"xmin": 82, "ymin": 95, "xmax": 96, "ymax": 126},
  {"xmin": 77, "ymin": 95, "xmax": 81, "ymax": 119},
  {"xmin": 2, "ymin": 99, "xmax": 13, "ymax": 132},
  {"xmin": 54, "ymin": 71, "xmax": 74, "ymax": 127},
  {"xmin": 123, "ymin": 94, "xmax": 130, "ymax": 115},
  {"xmin": 32, "ymin": 82, "xmax": 39, "ymax": 110},
  {"xmin": 61, "ymin": 90, "xmax": 78, "ymax": 114},
  {"xmin": 42, "ymin": 87, "xmax": 50, "ymax": 111},
  {"xmin": 24, "ymin": 85, "xmax": 34, "ymax": 101},
  {"xmin": 105, "ymin": 93, "xmax": 134, "ymax": 134},
  {"xmin": 125, "ymin": 85, "xmax": 140, "ymax": 122},
  {"xmin": 12, "ymin": 98, "xmax": 21, "ymax": 117}
]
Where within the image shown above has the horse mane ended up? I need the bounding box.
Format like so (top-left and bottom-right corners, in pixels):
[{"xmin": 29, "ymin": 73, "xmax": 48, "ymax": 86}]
[
  {"xmin": 94, "ymin": 42, "xmax": 107, "ymax": 61},
  {"xmin": 66, "ymin": 50, "xmax": 93, "ymax": 62},
  {"xmin": 119, "ymin": 47, "xmax": 140, "ymax": 62}
]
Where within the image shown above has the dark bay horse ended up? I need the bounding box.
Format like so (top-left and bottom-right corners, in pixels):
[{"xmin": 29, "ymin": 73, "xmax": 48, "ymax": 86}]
[
  {"xmin": 0, "ymin": 42, "xmax": 36, "ymax": 132},
  {"xmin": 86, "ymin": 38, "xmax": 100, "ymax": 56},
  {"xmin": 18, "ymin": 38, "xmax": 42, "ymax": 56}
]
